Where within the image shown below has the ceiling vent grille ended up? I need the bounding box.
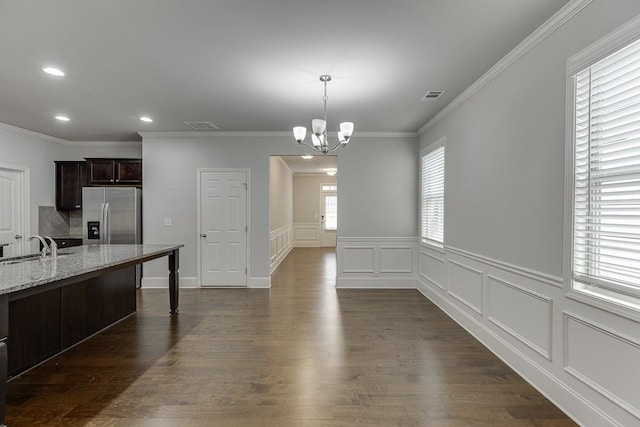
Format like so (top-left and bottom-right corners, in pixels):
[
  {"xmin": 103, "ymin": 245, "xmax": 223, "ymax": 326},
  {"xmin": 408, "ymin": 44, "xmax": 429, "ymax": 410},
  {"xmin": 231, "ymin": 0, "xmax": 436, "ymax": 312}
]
[
  {"xmin": 184, "ymin": 121, "xmax": 219, "ymax": 130},
  {"xmin": 421, "ymin": 90, "xmax": 446, "ymax": 102}
]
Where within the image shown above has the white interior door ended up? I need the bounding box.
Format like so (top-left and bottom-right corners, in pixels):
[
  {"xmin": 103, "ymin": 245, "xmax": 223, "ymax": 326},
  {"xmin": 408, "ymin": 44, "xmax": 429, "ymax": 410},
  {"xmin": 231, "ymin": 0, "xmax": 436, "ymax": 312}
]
[
  {"xmin": 321, "ymin": 192, "xmax": 337, "ymax": 247},
  {"xmin": 0, "ymin": 167, "xmax": 25, "ymax": 258},
  {"xmin": 200, "ymin": 170, "xmax": 247, "ymax": 287}
]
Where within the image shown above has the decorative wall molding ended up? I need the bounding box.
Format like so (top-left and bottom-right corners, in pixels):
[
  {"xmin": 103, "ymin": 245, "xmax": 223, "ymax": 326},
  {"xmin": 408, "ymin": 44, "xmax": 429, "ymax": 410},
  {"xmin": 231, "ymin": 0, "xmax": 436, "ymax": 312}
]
[
  {"xmin": 293, "ymin": 222, "xmax": 321, "ymax": 247},
  {"xmin": 419, "ymin": 250, "xmax": 446, "ymax": 291},
  {"xmin": 445, "ymin": 245, "xmax": 563, "ymax": 288},
  {"xmin": 337, "ymin": 237, "xmax": 417, "ymax": 289},
  {"xmin": 141, "ymin": 276, "xmax": 198, "ymax": 288},
  {"xmin": 139, "ymin": 131, "xmax": 417, "ymax": 139},
  {"xmin": 417, "ymin": 0, "xmax": 594, "ymax": 135},
  {"xmin": 416, "ymin": 277, "xmax": 617, "ymax": 427},
  {"xmin": 563, "ymin": 313, "xmax": 640, "ymax": 419},
  {"xmin": 487, "ymin": 275, "xmax": 553, "ymax": 361},
  {"xmin": 270, "ymin": 224, "xmax": 293, "ymax": 274},
  {"xmin": 447, "ymin": 259, "xmax": 483, "ymax": 315}
]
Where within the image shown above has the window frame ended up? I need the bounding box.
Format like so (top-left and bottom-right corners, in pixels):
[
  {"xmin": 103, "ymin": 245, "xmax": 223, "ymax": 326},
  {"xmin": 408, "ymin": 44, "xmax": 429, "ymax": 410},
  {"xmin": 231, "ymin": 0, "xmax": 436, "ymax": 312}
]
[
  {"xmin": 420, "ymin": 138, "xmax": 446, "ymax": 249},
  {"xmin": 563, "ymin": 16, "xmax": 640, "ymax": 321}
]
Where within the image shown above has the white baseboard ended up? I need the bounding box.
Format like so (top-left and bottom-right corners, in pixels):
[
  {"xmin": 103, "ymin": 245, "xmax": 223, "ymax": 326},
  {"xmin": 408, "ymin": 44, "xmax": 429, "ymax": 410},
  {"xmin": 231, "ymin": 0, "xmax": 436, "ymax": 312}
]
[
  {"xmin": 416, "ymin": 278, "xmax": 616, "ymax": 427},
  {"xmin": 141, "ymin": 276, "xmax": 198, "ymax": 288},
  {"xmin": 248, "ymin": 276, "xmax": 271, "ymax": 288},
  {"xmin": 336, "ymin": 276, "xmax": 417, "ymax": 289}
]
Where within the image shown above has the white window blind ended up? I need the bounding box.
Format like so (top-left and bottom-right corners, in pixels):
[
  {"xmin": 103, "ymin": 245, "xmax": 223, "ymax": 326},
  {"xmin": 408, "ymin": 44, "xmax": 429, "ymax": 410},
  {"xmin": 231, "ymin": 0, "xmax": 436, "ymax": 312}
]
[
  {"xmin": 572, "ymin": 37, "xmax": 640, "ymax": 298},
  {"xmin": 421, "ymin": 146, "xmax": 445, "ymax": 245}
]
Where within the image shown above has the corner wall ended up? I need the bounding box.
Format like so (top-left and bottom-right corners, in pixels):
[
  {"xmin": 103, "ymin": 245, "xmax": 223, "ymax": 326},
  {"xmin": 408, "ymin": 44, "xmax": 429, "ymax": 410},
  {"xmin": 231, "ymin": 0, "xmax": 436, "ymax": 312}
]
[
  {"xmin": 269, "ymin": 156, "xmax": 293, "ymax": 273},
  {"xmin": 417, "ymin": 1, "xmax": 640, "ymax": 425}
]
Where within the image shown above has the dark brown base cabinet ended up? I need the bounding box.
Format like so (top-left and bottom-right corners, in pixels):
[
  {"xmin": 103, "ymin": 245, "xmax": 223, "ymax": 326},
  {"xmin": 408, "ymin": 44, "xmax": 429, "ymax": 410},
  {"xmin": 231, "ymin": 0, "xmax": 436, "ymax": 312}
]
[{"xmin": 6, "ymin": 267, "xmax": 136, "ymax": 377}]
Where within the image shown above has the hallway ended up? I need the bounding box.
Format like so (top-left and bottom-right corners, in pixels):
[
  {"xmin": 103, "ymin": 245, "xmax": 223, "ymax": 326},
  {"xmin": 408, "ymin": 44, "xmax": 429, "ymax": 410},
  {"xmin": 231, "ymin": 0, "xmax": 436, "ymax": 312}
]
[{"xmin": 6, "ymin": 248, "xmax": 575, "ymax": 425}]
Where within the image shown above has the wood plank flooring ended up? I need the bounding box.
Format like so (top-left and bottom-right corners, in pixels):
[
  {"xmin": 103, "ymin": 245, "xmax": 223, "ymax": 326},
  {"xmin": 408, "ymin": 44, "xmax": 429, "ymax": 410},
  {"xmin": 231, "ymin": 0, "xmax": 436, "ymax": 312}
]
[{"xmin": 6, "ymin": 248, "xmax": 576, "ymax": 426}]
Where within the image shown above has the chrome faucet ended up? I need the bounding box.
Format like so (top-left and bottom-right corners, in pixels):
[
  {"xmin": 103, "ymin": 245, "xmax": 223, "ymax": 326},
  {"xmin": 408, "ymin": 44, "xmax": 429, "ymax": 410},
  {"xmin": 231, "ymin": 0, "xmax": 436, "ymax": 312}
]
[
  {"xmin": 28, "ymin": 235, "xmax": 50, "ymax": 258},
  {"xmin": 45, "ymin": 236, "xmax": 58, "ymax": 258}
]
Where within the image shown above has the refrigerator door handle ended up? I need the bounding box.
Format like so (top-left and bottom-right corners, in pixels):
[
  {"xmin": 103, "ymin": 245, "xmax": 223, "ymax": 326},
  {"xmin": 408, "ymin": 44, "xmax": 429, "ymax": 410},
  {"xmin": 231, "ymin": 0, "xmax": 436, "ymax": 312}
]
[
  {"xmin": 104, "ymin": 202, "xmax": 110, "ymax": 244},
  {"xmin": 99, "ymin": 203, "xmax": 106, "ymax": 243}
]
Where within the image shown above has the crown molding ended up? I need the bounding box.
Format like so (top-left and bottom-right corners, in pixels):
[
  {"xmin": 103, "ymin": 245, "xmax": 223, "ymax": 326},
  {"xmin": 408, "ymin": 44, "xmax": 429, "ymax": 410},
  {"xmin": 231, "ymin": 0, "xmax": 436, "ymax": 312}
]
[
  {"xmin": 417, "ymin": 0, "xmax": 594, "ymax": 136},
  {"xmin": 64, "ymin": 140, "xmax": 141, "ymax": 147},
  {"xmin": 138, "ymin": 131, "xmax": 417, "ymax": 140},
  {"xmin": 0, "ymin": 122, "xmax": 69, "ymax": 145}
]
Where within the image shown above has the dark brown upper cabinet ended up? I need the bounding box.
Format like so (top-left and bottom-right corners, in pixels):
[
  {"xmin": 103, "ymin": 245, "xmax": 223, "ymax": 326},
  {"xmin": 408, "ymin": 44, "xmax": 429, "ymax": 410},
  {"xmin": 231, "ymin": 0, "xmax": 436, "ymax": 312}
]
[
  {"xmin": 55, "ymin": 161, "xmax": 87, "ymax": 210},
  {"xmin": 86, "ymin": 158, "xmax": 142, "ymax": 186}
]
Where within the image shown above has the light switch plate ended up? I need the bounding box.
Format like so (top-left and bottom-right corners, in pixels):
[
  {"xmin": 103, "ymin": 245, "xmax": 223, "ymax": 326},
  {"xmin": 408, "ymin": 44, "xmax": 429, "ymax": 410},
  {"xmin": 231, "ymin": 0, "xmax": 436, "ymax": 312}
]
[{"xmin": 163, "ymin": 218, "xmax": 172, "ymax": 226}]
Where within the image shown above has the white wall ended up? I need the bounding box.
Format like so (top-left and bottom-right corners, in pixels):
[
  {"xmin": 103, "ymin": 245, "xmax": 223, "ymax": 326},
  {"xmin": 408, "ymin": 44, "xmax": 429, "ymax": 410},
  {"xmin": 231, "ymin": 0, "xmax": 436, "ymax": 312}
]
[
  {"xmin": 417, "ymin": 1, "xmax": 640, "ymax": 426},
  {"xmin": 269, "ymin": 156, "xmax": 293, "ymax": 273},
  {"xmin": 140, "ymin": 132, "xmax": 417, "ymax": 288},
  {"xmin": 293, "ymin": 174, "xmax": 337, "ymax": 247}
]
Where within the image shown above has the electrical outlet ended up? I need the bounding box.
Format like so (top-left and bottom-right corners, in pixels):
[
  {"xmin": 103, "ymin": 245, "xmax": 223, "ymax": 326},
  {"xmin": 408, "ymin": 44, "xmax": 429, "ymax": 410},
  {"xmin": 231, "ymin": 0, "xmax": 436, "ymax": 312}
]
[{"xmin": 163, "ymin": 218, "xmax": 172, "ymax": 226}]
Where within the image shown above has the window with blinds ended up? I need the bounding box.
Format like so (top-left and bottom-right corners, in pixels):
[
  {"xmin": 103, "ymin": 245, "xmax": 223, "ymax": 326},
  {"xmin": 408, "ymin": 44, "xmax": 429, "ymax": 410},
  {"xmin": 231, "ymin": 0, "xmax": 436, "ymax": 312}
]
[
  {"xmin": 571, "ymin": 37, "xmax": 640, "ymax": 299},
  {"xmin": 421, "ymin": 146, "xmax": 445, "ymax": 245}
]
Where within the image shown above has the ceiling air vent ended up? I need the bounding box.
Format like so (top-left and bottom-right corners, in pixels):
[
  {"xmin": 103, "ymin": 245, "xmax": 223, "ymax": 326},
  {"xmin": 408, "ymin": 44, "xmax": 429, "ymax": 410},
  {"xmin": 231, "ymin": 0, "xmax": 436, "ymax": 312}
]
[
  {"xmin": 421, "ymin": 90, "xmax": 446, "ymax": 102},
  {"xmin": 184, "ymin": 121, "xmax": 219, "ymax": 130}
]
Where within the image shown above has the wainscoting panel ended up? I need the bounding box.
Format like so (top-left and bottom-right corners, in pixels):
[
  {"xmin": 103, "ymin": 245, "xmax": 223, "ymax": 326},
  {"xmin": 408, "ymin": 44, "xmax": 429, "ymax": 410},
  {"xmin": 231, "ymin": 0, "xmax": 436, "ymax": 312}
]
[
  {"xmin": 293, "ymin": 223, "xmax": 321, "ymax": 247},
  {"xmin": 417, "ymin": 242, "xmax": 640, "ymax": 426},
  {"xmin": 447, "ymin": 259, "xmax": 483, "ymax": 315},
  {"xmin": 564, "ymin": 313, "xmax": 640, "ymax": 419},
  {"xmin": 270, "ymin": 224, "xmax": 293, "ymax": 274},
  {"xmin": 379, "ymin": 247, "xmax": 413, "ymax": 273},
  {"xmin": 342, "ymin": 246, "xmax": 375, "ymax": 273},
  {"xmin": 337, "ymin": 238, "xmax": 417, "ymax": 288},
  {"xmin": 487, "ymin": 275, "xmax": 553, "ymax": 360},
  {"xmin": 419, "ymin": 250, "xmax": 446, "ymax": 291}
]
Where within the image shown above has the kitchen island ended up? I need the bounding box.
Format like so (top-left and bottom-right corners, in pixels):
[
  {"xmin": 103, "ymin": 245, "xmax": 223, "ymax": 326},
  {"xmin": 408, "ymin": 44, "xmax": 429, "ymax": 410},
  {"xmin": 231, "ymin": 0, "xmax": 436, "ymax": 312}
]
[{"xmin": 0, "ymin": 243, "xmax": 182, "ymax": 426}]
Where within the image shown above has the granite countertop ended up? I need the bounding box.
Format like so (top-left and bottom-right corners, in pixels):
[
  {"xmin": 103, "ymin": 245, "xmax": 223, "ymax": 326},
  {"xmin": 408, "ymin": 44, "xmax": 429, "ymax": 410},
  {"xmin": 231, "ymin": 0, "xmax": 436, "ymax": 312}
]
[{"xmin": 0, "ymin": 244, "xmax": 183, "ymax": 296}]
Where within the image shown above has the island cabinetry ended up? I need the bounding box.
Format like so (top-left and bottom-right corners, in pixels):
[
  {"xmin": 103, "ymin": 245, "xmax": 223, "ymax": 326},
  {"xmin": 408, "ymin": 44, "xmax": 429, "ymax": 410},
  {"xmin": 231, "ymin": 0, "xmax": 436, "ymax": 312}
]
[
  {"xmin": 86, "ymin": 158, "xmax": 142, "ymax": 186},
  {"xmin": 0, "ymin": 295, "xmax": 7, "ymax": 424},
  {"xmin": 8, "ymin": 289, "xmax": 61, "ymax": 376},
  {"xmin": 61, "ymin": 267, "xmax": 135, "ymax": 348},
  {"xmin": 55, "ymin": 161, "xmax": 87, "ymax": 210},
  {"xmin": 7, "ymin": 267, "xmax": 136, "ymax": 377}
]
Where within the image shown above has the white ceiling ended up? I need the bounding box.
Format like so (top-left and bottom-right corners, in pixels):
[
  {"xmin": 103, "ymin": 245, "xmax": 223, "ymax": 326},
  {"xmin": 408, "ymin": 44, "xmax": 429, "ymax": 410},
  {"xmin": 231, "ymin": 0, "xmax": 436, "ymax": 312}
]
[{"xmin": 0, "ymin": 0, "xmax": 570, "ymax": 141}]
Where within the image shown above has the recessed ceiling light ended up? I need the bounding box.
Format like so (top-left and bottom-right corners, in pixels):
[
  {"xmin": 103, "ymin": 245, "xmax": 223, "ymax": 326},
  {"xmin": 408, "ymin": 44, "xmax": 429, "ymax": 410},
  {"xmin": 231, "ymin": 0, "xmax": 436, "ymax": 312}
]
[
  {"xmin": 55, "ymin": 115, "xmax": 70, "ymax": 122},
  {"xmin": 301, "ymin": 155, "xmax": 314, "ymax": 160},
  {"xmin": 140, "ymin": 116, "xmax": 153, "ymax": 123},
  {"xmin": 43, "ymin": 67, "xmax": 65, "ymax": 77}
]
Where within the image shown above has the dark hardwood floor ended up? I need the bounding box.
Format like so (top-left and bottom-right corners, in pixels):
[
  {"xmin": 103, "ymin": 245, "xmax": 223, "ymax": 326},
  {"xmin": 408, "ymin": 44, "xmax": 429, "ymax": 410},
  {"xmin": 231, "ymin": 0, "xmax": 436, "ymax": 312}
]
[{"xmin": 6, "ymin": 248, "xmax": 576, "ymax": 426}]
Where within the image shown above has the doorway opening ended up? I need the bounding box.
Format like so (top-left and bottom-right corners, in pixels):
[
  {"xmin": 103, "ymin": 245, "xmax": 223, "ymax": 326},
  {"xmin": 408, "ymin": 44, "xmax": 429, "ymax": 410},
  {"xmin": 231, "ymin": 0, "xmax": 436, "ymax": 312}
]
[{"xmin": 268, "ymin": 155, "xmax": 337, "ymax": 282}]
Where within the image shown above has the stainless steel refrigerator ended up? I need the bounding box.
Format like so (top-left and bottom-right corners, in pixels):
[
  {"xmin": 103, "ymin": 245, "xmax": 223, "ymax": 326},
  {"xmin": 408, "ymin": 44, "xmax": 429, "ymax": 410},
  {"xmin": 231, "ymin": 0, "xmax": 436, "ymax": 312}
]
[{"xmin": 82, "ymin": 187, "xmax": 142, "ymax": 285}]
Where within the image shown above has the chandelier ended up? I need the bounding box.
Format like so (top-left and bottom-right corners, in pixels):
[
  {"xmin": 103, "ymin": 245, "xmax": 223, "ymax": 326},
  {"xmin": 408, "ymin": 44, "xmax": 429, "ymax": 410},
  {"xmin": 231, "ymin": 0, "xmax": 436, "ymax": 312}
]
[{"xmin": 293, "ymin": 74, "xmax": 354, "ymax": 155}]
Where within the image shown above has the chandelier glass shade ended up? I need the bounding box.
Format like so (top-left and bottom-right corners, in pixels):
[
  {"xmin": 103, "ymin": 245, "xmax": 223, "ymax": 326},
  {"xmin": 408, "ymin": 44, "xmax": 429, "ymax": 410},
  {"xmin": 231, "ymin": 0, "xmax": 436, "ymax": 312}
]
[{"xmin": 293, "ymin": 75, "xmax": 353, "ymax": 155}]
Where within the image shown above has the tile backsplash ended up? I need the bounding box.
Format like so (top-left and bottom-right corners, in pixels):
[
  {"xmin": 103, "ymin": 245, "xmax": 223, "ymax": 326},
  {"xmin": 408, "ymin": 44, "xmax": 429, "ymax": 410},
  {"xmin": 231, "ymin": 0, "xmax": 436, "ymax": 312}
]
[{"xmin": 39, "ymin": 206, "xmax": 83, "ymax": 237}]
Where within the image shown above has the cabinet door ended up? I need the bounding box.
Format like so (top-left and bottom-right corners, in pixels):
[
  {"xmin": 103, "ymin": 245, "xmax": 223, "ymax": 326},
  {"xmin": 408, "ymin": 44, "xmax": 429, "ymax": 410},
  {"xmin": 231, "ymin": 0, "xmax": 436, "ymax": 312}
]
[
  {"xmin": 87, "ymin": 160, "xmax": 115, "ymax": 185},
  {"xmin": 115, "ymin": 159, "xmax": 142, "ymax": 185},
  {"xmin": 55, "ymin": 161, "xmax": 86, "ymax": 209}
]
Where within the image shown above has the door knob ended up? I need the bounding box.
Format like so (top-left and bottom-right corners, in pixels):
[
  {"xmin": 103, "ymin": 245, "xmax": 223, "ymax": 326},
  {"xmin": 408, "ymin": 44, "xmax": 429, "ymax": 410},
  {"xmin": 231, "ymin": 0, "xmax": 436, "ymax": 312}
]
[
  {"xmin": 14, "ymin": 234, "xmax": 22, "ymax": 239},
  {"xmin": 200, "ymin": 234, "xmax": 207, "ymax": 238}
]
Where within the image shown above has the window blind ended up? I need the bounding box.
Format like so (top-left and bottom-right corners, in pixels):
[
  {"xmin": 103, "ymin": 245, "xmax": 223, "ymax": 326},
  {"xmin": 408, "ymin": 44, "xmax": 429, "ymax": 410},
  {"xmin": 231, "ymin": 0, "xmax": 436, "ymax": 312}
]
[
  {"xmin": 421, "ymin": 146, "xmax": 445, "ymax": 245},
  {"xmin": 572, "ymin": 37, "xmax": 640, "ymax": 298}
]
